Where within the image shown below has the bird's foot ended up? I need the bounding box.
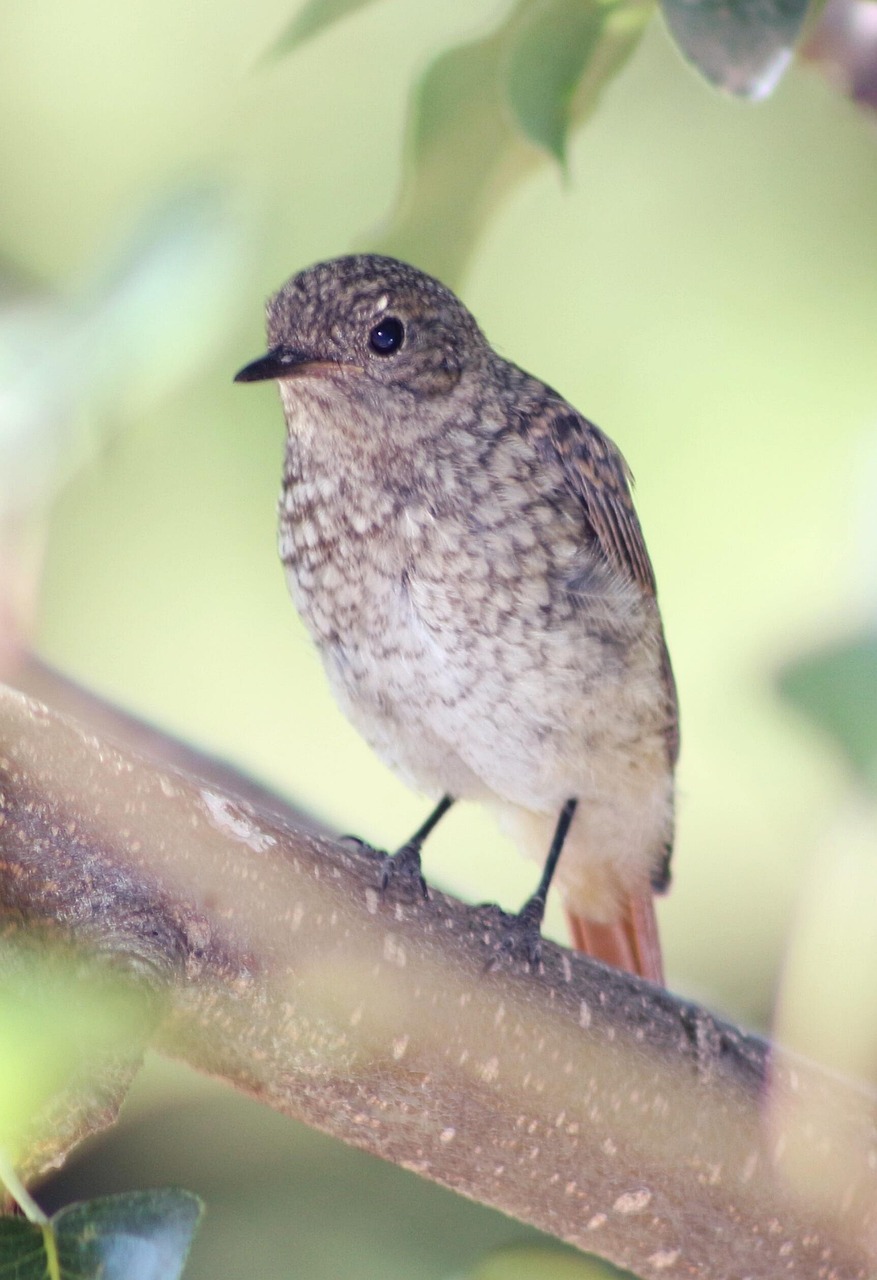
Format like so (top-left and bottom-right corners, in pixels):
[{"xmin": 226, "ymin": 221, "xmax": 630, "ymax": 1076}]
[
  {"xmin": 339, "ymin": 833, "xmax": 379, "ymax": 855},
  {"xmin": 340, "ymin": 833, "xmax": 429, "ymax": 902},
  {"xmin": 473, "ymin": 893, "xmax": 547, "ymax": 972},
  {"xmin": 381, "ymin": 840, "xmax": 429, "ymax": 901}
]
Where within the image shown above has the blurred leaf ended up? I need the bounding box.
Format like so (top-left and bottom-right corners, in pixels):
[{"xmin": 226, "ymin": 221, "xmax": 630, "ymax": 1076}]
[
  {"xmin": 0, "ymin": 1217, "xmax": 47, "ymax": 1276},
  {"xmin": 0, "ymin": 944, "xmax": 151, "ymax": 1161},
  {"xmin": 0, "ymin": 1191, "xmax": 202, "ymax": 1280},
  {"xmin": 80, "ymin": 184, "xmax": 247, "ymax": 418},
  {"xmin": 779, "ymin": 631, "xmax": 877, "ymax": 786},
  {"xmin": 0, "ymin": 185, "xmax": 245, "ymax": 520},
  {"xmin": 371, "ymin": 0, "xmax": 652, "ymax": 284},
  {"xmin": 464, "ymin": 1244, "xmax": 626, "ymax": 1279},
  {"xmin": 55, "ymin": 1192, "xmax": 202, "ymax": 1280},
  {"xmin": 660, "ymin": 0, "xmax": 812, "ymax": 98},
  {"xmin": 504, "ymin": 0, "xmax": 608, "ymax": 167},
  {"xmin": 270, "ymin": 0, "xmax": 385, "ymax": 56}
]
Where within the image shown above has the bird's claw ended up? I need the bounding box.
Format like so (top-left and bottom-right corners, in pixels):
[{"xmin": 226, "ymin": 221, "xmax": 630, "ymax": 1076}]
[
  {"xmin": 473, "ymin": 898, "xmax": 546, "ymax": 972},
  {"xmin": 380, "ymin": 840, "xmax": 429, "ymax": 901}
]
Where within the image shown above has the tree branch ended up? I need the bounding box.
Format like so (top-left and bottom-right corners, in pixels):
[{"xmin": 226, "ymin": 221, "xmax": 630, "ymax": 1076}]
[{"xmin": 0, "ymin": 681, "xmax": 875, "ymax": 1279}]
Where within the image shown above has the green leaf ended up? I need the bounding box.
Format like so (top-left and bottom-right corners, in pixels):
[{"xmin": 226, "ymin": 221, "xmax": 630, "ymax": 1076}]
[
  {"xmin": 466, "ymin": 1244, "xmax": 625, "ymax": 1279},
  {"xmin": 270, "ymin": 0, "xmax": 384, "ymax": 57},
  {"xmin": 778, "ymin": 631, "xmax": 877, "ymax": 787},
  {"xmin": 370, "ymin": 0, "xmax": 652, "ymax": 285},
  {"xmin": 660, "ymin": 0, "xmax": 812, "ymax": 99},
  {"xmin": 0, "ymin": 1216, "xmax": 48, "ymax": 1279},
  {"xmin": 0, "ymin": 945, "xmax": 153, "ymax": 1162},
  {"xmin": 504, "ymin": 0, "xmax": 608, "ymax": 167},
  {"xmin": 0, "ymin": 1192, "xmax": 203, "ymax": 1280}
]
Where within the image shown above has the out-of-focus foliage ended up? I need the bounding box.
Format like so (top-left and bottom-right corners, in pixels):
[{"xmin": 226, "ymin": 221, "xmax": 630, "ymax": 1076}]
[
  {"xmin": 779, "ymin": 633, "xmax": 877, "ymax": 788},
  {"xmin": 505, "ymin": 0, "xmax": 624, "ymax": 167},
  {"xmin": 273, "ymin": 0, "xmax": 821, "ymax": 281},
  {"xmin": 270, "ymin": 0, "xmax": 384, "ymax": 56},
  {"xmin": 0, "ymin": 944, "xmax": 150, "ymax": 1164},
  {"xmin": 0, "ymin": 187, "xmax": 245, "ymax": 519},
  {"xmin": 461, "ymin": 1243, "xmax": 624, "ymax": 1278},
  {"xmin": 0, "ymin": 1190, "xmax": 202, "ymax": 1280},
  {"xmin": 660, "ymin": 0, "xmax": 812, "ymax": 98},
  {"xmin": 366, "ymin": 0, "xmax": 651, "ymax": 282}
]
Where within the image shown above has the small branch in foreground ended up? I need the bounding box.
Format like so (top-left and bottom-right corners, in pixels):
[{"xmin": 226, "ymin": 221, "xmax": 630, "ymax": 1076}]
[{"xmin": 0, "ymin": 681, "xmax": 875, "ymax": 1280}]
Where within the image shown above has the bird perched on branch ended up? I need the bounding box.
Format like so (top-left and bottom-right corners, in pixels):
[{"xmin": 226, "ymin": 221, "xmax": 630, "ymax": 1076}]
[{"xmin": 236, "ymin": 254, "xmax": 678, "ymax": 983}]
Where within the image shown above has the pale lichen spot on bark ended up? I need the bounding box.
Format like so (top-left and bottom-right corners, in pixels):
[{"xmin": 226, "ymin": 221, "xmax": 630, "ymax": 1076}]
[
  {"xmin": 602, "ymin": 1138, "xmax": 617, "ymax": 1156},
  {"xmin": 439, "ymin": 1127, "xmax": 456, "ymax": 1144},
  {"xmin": 586, "ymin": 1213, "xmax": 607, "ymax": 1230},
  {"xmin": 480, "ymin": 1055, "xmax": 500, "ymax": 1083},
  {"xmin": 613, "ymin": 1188, "xmax": 651, "ymax": 1214},
  {"xmin": 392, "ymin": 1034, "xmax": 409, "ymax": 1060},
  {"xmin": 647, "ymin": 1248, "xmax": 681, "ymax": 1270},
  {"xmin": 383, "ymin": 934, "xmax": 407, "ymax": 966},
  {"xmin": 364, "ymin": 888, "xmax": 379, "ymax": 915}
]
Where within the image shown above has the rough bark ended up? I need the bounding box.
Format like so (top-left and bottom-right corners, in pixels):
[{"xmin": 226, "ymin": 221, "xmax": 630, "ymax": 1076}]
[{"xmin": 0, "ymin": 679, "xmax": 875, "ymax": 1280}]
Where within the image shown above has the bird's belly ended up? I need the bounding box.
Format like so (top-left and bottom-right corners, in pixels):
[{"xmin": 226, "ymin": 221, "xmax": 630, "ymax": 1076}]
[{"xmin": 287, "ymin": 548, "xmax": 664, "ymax": 815}]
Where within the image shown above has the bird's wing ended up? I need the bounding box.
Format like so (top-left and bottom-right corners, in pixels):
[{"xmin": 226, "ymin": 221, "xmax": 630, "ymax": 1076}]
[
  {"xmin": 525, "ymin": 396, "xmax": 680, "ymax": 792},
  {"xmin": 526, "ymin": 400, "xmax": 657, "ymax": 597}
]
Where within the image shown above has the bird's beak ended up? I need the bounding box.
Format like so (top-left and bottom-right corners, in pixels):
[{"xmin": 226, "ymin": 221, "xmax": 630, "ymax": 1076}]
[{"xmin": 234, "ymin": 347, "xmax": 357, "ymax": 384}]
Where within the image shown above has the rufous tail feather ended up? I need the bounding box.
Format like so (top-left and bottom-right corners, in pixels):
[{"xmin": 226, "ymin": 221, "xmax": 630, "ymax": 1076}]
[{"xmin": 565, "ymin": 892, "xmax": 663, "ymax": 985}]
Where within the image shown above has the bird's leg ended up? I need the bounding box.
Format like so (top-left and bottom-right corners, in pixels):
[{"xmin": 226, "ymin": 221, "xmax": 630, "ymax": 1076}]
[
  {"xmin": 380, "ymin": 794, "xmax": 455, "ymax": 899},
  {"xmin": 482, "ymin": 798, "xmax": 578, "ymax": 967}
]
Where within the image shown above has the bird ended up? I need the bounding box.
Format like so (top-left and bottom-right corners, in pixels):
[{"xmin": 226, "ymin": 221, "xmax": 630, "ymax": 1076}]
[{"xmin": 235, "ymin": 254, "xmax": 678, "ymax": 983}]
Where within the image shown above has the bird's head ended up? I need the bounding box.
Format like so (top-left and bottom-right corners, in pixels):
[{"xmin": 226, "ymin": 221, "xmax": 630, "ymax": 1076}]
[{"xmin": 235, "ymin": 254, "xmax": 486, "ymax": 401}]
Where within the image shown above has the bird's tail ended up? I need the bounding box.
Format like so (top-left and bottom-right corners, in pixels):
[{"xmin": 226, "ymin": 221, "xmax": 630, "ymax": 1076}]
[{"xmin": 565, "ymin": 892, "xmax": 663, "ymax": 985}]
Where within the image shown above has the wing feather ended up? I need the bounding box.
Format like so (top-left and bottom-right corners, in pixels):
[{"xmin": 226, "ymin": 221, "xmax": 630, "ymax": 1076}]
[
  {"xmin": 522, "ymin": 396, "xmax": 679, "ymax": 784},
  {"xmin": 528, "ymin": 402, "xmax": 656, "ymax": 596}
]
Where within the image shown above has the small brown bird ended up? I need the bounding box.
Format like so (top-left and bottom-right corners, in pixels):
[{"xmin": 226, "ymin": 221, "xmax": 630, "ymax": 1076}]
[{"xmin": 236, "ymin": 255, "xmax": 678, "ymax": 983}]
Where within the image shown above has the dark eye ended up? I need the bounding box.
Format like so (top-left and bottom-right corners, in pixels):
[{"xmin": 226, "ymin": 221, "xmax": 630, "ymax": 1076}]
[{"xmin": 369, "ymin": 316, "xmax": 405, "ymax": 355}]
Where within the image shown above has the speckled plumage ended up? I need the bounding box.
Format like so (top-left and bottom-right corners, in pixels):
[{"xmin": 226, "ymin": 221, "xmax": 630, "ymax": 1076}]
[{"xmin": 244, "ymin": 254, "xmax": 678, "ymax": 938}]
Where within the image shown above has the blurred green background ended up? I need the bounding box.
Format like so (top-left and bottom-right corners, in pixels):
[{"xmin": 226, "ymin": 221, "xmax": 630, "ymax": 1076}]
[{"xmin": 3, "ymin": 0, "xmax": 877, "ymax": 1275}]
